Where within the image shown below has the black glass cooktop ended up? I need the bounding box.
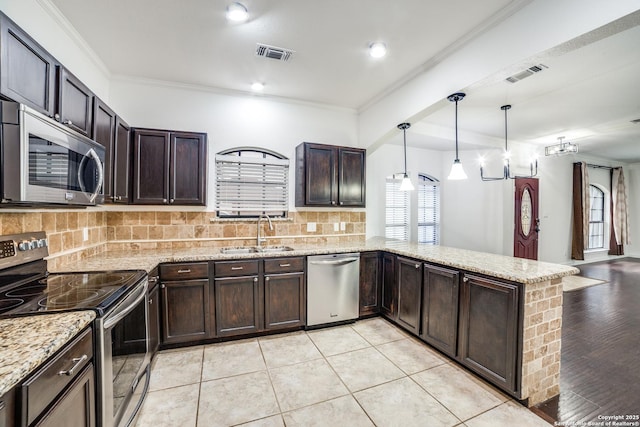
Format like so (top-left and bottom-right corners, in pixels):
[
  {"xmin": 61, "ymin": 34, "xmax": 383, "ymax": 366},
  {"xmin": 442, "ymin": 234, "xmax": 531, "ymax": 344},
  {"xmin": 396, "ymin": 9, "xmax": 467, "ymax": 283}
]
[{"xmin": 0, "ymin": 269, "xmax": 147, "ymax": 316}]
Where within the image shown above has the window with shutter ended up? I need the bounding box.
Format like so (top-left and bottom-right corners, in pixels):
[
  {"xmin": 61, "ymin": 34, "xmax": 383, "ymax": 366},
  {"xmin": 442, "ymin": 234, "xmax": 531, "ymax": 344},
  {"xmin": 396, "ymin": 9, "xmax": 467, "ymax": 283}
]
[
  {"xmin": 418, "ymin": 174, "xmax": 440, "ymax": 245},
  {"xmin": 216, "ymin": 148, "xmax": 289, "ymax": 218},
  {"xmin": 385, "ymin": 177, "xmax": 409, "ymax": 241}
]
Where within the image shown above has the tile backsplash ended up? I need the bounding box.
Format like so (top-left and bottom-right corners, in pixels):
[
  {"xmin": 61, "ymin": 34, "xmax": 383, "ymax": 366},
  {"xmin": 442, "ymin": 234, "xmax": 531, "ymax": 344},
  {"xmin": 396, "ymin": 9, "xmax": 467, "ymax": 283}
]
[{"xmin": 0, "ymin": 210, "xmax": 365, "ymax": 268}]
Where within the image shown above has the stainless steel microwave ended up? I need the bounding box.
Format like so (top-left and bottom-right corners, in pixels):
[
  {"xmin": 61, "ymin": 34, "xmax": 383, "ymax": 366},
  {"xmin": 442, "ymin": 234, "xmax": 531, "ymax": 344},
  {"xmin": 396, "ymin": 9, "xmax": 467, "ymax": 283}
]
[{"xmin": 0, "ymin": 101, "xmax": 105, "ymax": 207}]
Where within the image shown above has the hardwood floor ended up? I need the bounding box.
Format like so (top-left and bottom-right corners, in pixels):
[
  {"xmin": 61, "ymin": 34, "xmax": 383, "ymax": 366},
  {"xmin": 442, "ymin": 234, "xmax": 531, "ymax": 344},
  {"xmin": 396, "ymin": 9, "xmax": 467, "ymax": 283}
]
[{"xmin": 534, "ymin": 257, "xmax": 640, "ymax": 424}]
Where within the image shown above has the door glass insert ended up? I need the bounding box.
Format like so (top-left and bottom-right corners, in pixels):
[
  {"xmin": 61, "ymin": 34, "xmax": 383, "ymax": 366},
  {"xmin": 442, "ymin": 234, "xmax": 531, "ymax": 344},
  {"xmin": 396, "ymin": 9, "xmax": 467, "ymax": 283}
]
[{"xmin": 521, "ymin": 188, "xmax": 532, "ymax": 236}]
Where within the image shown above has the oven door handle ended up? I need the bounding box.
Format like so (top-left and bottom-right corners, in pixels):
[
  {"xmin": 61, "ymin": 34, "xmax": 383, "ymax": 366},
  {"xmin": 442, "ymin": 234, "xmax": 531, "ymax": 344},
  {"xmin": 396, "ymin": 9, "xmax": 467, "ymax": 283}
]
[{"xmin": 103, "ymin": 279, "xmax": 148, "ymax": 330}]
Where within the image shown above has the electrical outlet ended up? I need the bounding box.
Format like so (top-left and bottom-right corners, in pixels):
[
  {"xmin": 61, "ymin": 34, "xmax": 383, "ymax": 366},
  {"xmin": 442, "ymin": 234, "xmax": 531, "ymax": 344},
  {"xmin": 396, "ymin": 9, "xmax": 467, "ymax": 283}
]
[
  {"xmin": 334, "ymin": 223, "xmax": 339, "ymax": 231},
  {"xmin": 82, "ymin": 227, "xmax": 89, "ymax": 241},
  {"xmin": 307, "ymin": 222, "xmax": 316, "ymax": 232},
  {"xmin": 340, "ymin": 222, "xmax": 346, "ymax": 231}
]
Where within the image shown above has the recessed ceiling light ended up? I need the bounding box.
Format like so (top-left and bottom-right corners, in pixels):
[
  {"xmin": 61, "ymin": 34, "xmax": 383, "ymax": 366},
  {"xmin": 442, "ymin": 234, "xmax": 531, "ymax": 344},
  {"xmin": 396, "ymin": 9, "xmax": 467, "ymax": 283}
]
[
  {"xmin": 251, "ymin": 82, "xmax": 264, "ymax": 91},
  {"xmin": 226, "ymin": 2, "xmax": 248, "ymax": 22},
  {"xmin": 369, "ymin": 42, "xmax": 387, "ymax": 58}
]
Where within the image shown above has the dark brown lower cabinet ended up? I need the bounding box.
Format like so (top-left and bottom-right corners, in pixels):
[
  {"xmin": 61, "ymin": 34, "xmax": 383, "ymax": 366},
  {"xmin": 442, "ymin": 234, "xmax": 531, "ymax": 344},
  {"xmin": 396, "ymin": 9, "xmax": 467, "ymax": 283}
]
[
  {"xmin": 215, "ymin": 275, "xmax": 262, "ymax": 337},
  {"xmin": 161, "ymin": 279, "xmax": 211, "ymax": 344},
  {"xmin": 34, "ymin": 364, "xmax": 95, "ymax": 427},
  {"xmin": 359, "ymin": 252, "xmax": 380, "ymax": 317},
  {"xmin": 380, "ymin": 253, "xmax": 396, "ymax": 318},
  {"xmin": 0, "ymin": 387, "xmax": 15, "ymax": 427},
  {"xmin": 264, "ymin": 273, "xmax": 305, "ymax": 330},
  {"xmin": 395, "ymin": 257, "xmax": 422, "ymax": 335},
  {"xmin": 458, "ymin": 274, "xmax": 520, "ymax": 394},
  {"xmin": 420, "ymin": 264, "xmax": 459, "ymax": 357}
]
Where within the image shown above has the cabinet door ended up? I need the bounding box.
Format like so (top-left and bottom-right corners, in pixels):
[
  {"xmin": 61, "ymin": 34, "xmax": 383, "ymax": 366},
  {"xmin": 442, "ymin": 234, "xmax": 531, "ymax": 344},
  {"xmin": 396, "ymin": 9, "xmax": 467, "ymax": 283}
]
[
  {"xmin": 359, "ymin": 252, "xmax": 380, "ymax": 317},
  {"xmin": 396, "ymin": 257, "xmax": 422, "ymax": 335},
  {"xmin": 264, "ymin": 273, "xmax": 305, "ymax": 330},
  {"xmin": 147, "ymin": 280, "xmax": 160, "ymax": 358},
  {"xmin": 303, "ymin": 143, "xmax": 337, "ymax": 206},
  {"xmin": 92, "ymin": 98, "xmax": 116, "ymax": 200},
  {"xmin": 161, "ymin": 279, "xmax": 210, "ymax": 345},
  {"xmin": 215, "ymin": 276, "xmax": 262, "ymax": 337},
  {"xmin": 112, "ymin": 117, "xmax": 131, "ymax": 203},
  {"xmin": 458, "ymin": 274, "xmax": 519, "ymax": 393},
  {"xmin": 421, "ymin": 264, "xmax": 459, "ymax": 357},
  {"xmin": 380, "ymin": 253, "xmax": 396, "ymax": 318},
  {"xmin": 57, "ymin": 67, "xmax": 94, "ymax": 137},
  {"xmin": 169, "ymin": 132, "xmax": 206, "ymax": 205},
  {"xmin": 0, "ymin": 14, "xmax": 57, "ymax": 117},
  {"xmin": 338, "ymin": 147, "xmax": 365, "ymax": 207},
  {"xmin": 0, "ymin": 387, "xmax": 15, "ymax": 427},
  {"xmin": 35, "ymin": 364, "xmax": 95, "ymax": 427},
  {"xmin": 132, "ymin": 129, "xmax": 170, "ymax": 204}
]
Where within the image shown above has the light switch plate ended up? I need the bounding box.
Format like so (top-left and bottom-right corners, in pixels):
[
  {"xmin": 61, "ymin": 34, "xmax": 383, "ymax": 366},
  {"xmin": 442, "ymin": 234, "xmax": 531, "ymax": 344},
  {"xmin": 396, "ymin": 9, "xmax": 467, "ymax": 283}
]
[
  {"xmin": 82, "ymin": 227, "xmax": 89, "ymax": 241},
  {"xmin": 340, "ymin": 222, "xmax": 346, "ymax": 231},
  {"xmin": 307, "ymin": 222, "xmax": 316, "ymax": 232},
  {"xmin": 334, "ymin": 223, "xmax": 339, "ymax": 231}
]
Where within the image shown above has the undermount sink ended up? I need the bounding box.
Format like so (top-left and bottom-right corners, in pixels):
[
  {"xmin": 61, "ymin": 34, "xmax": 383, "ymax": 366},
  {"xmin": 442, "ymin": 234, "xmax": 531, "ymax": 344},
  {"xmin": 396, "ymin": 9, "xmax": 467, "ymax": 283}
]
[
  {"xmin": 219, "ymin": 246, "xmax": 294, "ymax": 254},
  {"xmin": 256, "ymin": 246, "xmax": 294, "ymax": 253}
]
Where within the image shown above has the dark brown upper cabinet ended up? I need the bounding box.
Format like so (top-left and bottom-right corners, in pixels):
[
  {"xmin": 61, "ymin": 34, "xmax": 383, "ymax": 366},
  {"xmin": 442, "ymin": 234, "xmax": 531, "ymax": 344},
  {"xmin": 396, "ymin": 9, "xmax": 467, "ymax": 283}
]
[
  {"xmin": 112, "ymin": 116, "xmax": 131, "ymax": 203},
  {"xmin": 131, "ymin": 128, "xmax": 207, "ymax": 205},
  {"xmin": 57, "ymin": 66, "xmax": 94, "ymax": 137},
  {"xmin": 0, "ymin": 13, "xmax": 58, "ymax": 117},
  {"xmin": 92, "ymin": 97, "xmax": 116, "ymax": 199},
  {"xmin": 295, "ymin": 142, "xmax": 366, "ymax": 207}
]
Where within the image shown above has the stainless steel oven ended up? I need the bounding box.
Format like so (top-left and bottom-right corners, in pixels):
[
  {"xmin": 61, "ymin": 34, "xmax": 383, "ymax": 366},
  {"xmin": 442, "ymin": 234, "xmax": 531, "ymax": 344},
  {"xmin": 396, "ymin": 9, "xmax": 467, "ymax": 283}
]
[
  {"xmin": 0, "ymin": 232, "xmax": 150, "ymax": 427},
  {"xmin": 0, "ymin": 101, "xmax": 105, "ymax": 206}
]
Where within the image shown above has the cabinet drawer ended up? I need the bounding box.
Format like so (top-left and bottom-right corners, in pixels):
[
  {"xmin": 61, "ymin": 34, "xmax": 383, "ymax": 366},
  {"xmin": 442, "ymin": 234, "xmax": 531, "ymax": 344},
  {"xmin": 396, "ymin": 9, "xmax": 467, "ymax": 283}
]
[
  {"xmin": 264, "ymin": 257, "xmax": 305, "ymax": 274},
  {"xmin": 160, "ymin": 262, "xmax": 209, "ymax": 280},
  {"xmin": 214, "ymin": 260, "xmax": 259, "ymax": 278},
  {"xmin": 21, "ymin": 327, "xmax": 93, "ymax": 426}
]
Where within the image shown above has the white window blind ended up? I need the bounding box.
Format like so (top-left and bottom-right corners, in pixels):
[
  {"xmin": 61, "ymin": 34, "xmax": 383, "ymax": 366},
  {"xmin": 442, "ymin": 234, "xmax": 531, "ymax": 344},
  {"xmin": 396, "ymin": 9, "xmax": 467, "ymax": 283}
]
[
  {"xmin": 216, "ymin": 149, "xmax": 289, "ymax": 217},
  {"xmin": 385, "ymin": 177, "xmax": 408, "ymax": 241},
  {"xmin": 588, "ymin": 184, "xmax": 605, "ymax": 249},
  {"xmin": 418, "ymin": 174, "xmax": 440, "ymax": 245}
]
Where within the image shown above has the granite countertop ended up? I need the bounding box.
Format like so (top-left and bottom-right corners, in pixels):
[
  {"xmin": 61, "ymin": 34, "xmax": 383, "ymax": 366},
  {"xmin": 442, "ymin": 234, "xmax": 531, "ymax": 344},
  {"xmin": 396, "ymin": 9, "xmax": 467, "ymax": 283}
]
[
  {"xmin": 0, "ymin": 311, "xmax": 95, "ymax": 396},
  {"xmin": 53, "ymin": 237, "xmax": 578, "ymax": 284}
]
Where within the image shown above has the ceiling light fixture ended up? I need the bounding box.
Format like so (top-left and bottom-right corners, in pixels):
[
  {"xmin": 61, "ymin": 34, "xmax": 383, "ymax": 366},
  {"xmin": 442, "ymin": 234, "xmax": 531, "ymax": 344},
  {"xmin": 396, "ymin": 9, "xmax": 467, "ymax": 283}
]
[
  {"xmin": 369, "ymin": 42, "xmax": 387, "ymax": 58},
  {"xmin": 226, "ymin": 2, "xmax": 249, "ymax": 22},
  {"xmin": 545, "ymin": 136, "xmax": 578, "ymax": 156},
  {"xmin": 447, "ymin": 93, "xmax": 468, "ymax": 180},
  {"xmin": 397, "ymin": 122, "xmax": 414, "ymax": 191},
  {"xmin": 251, "ymin": 82, "xmax": 264, "ymax": 91},
  {"xmin": 479, "ymin": 105, "xmax": 538, "ymax": 180}
]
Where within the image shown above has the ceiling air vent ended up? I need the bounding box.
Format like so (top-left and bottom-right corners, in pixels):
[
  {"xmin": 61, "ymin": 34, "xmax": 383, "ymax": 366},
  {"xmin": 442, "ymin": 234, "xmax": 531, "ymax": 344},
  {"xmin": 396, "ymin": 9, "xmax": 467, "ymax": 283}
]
[
  {"xmin": 255, "ymin": 43, "xmax": 294, "ymax": 62},
  {"xmin": 505, "ymin": 64, "xmax": 548, "ymax": 83}
]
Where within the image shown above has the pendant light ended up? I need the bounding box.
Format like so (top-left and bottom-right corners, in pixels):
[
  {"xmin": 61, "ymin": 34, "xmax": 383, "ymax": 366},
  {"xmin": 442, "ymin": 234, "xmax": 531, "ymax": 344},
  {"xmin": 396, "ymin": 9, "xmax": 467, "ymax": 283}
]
[
  {"xmin": 479, "ymin": 104, "xmax": 538, "ymax": 181},
  {"xmin": 397, "ymin": 122, "xmax": 414, "ymax": 191},
  {"xmin": 447, "ymin": 93, "xmax": 468, "ymax": 180}
]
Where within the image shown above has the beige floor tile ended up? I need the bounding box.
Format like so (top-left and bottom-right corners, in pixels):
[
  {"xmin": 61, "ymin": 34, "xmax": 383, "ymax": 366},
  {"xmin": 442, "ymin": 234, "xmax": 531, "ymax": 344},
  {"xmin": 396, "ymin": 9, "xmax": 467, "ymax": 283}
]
[
  {"xmin": 464, "ymin": 401, "xmax": 549, "ymax": 427},
  {"xmin": 282, "ymin": 395, "xmax": 374, "ymax": 427},
  {"xmin": 376, "ymin": 337, "xmax": 448, "ymax": 374},
  {"xmin": 197, "ymin": 371, "xmax": 280, "ymax": 427},
  {"xmin": 148, "ymin": 347, "xmax": 203, "ymax": 391},
  {"xmin": 259, "ymin": 332, "xmax": 323, "ymax": 368},
  {"xmin": 308, "ymin": 325, "xmax": 371, "ymax": 356},
  {"xmin": 202, "ymin": 339, "xmax": 265, "ymax": 381},
  {"xmin": 354, "ymin": 377, "xmax": 459, "ymax": 427},
  {"xmin": 412, "ymin": 364, "xmax": 506, "ymax": 421},
  {"xmin": 135, "ymin": 384, "xmax": 199, "ymax": 427},
  {"xmin": 269, "ymin": 358, "xmax": 349, "ymax": 411},
  {"xmin": 236, "ymin": 414, "xmax": 285, "ymax": 426},
  {"xmin": 326, "ymin": 347, "xmax": 405, "ymax": 392},
  {"xmin": 352, "ymin": 318, "xmax": 406, "ymax": 345}
]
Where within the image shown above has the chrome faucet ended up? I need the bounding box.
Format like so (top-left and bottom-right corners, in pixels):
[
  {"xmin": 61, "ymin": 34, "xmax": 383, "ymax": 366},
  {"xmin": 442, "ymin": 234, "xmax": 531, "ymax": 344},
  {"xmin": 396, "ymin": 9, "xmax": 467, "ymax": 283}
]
[{"xmin": 257, "ymin": 214, "xmax": 273, "ymax": 248}]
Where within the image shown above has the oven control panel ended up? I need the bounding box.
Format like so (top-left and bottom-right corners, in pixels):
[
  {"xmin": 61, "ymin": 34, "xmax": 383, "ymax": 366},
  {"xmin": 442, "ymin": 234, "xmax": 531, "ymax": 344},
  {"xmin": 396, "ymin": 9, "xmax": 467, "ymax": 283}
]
[{"xmin": 0, "ymin": 231, "xmax": 49, "ymax": 269}]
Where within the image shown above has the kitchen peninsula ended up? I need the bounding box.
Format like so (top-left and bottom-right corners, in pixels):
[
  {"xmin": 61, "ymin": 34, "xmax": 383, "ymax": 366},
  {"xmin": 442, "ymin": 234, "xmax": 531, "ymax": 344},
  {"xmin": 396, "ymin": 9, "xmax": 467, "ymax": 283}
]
[{"xmin": 51, "ymin": 237, "xmax": 578, "ymax": 407}]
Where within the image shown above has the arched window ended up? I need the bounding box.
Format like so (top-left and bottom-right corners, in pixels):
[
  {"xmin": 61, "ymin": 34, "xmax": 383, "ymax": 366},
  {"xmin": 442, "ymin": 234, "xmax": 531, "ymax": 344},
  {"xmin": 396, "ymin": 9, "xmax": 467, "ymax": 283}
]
[
  {"xmin": 216, "ymin": 147, "xmax": 289, "ymax": 218},
  {"xmin": 418, "ymin": 174, "xmax": 440, "ymax": 245},
  {"xmin": 588, "ymin": 185, "xmax": 605, "ymax": 249}
]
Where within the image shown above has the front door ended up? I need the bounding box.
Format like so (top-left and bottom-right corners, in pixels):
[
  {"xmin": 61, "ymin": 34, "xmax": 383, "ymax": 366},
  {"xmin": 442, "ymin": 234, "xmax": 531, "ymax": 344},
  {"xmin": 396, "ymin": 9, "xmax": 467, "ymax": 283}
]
[{"xmin": 514, "ymin": 178, "xmax": 539, "ymax": 260}]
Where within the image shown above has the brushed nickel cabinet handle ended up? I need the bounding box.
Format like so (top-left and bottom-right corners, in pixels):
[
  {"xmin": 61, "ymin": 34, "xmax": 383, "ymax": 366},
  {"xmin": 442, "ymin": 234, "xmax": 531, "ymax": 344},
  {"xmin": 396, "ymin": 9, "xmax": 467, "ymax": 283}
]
[
  {"xmin": 265, "ymin": 277, "xmax": 270, "ymax": 281},
  {"xmin": 177, "ymin": 269, "xmax": 191, "ymax": 273},
  {"xmin": 58, "ymin": 354, "xmax": 88, "ymax": 376},
  {"xmin": 415, "ymin": 264, "xmax": 420, "ymax": 269},
  {"xmin": 231, "ymin": 266, "xmax": 244, "ymax": 271},
  {"xmin": 463, "ymin": 277, "xmax": 469, "ymax": 283},
  {"xmin": 279, "ymin": 263, "xmax": 291, "ymax": 267}
]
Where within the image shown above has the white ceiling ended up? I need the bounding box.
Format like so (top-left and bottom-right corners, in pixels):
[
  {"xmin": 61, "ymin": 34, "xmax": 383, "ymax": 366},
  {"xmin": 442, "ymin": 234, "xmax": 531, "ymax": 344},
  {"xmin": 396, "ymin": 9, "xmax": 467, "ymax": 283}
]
[{"xmin": 49, "ymin": 0, "xmax": 640, "ymax": 163}]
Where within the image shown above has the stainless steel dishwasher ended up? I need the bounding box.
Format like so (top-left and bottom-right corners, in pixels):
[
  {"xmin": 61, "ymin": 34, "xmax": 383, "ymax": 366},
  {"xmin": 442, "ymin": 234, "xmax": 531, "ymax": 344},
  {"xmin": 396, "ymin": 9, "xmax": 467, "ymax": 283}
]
[{"xmin": 307, "ymin": 253, "xmax": 360, "ymax": 327}]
